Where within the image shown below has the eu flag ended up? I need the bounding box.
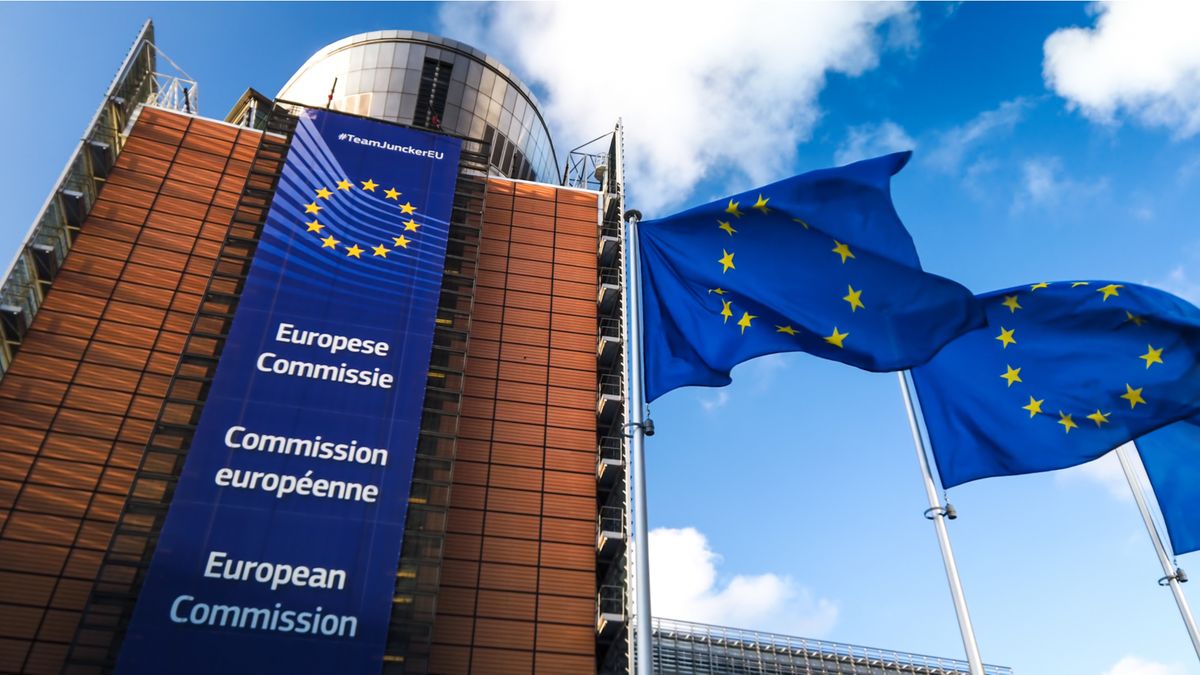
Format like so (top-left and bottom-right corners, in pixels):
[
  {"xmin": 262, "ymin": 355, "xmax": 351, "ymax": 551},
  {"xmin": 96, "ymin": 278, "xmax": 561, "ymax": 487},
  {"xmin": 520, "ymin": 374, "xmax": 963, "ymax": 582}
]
[
  {"xmin": 638, "ymin": 152, "xmax": 985, "ymax": 401},
  {"xmin": 1138, "ymin": 417, "xmax": 1200, "ymax": 555},
  {"xmin": 911, "ymin": 281, "xmax": 1200, "ymax": 488}
]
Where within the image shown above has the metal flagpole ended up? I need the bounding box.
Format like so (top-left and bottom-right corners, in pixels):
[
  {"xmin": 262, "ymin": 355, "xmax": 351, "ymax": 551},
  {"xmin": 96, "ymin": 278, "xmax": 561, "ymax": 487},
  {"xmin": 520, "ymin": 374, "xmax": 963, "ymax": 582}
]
[
  {"xmin": 624, "ymin": 209, "xmax": 654, "ymax": 675},
  {"xmin": 1116, "ymin": 442, "xmax": 1200, "ymax": 660},
  {"xmin": 897, "ymin": 371, "xmax": 986, "ymax": 675}
]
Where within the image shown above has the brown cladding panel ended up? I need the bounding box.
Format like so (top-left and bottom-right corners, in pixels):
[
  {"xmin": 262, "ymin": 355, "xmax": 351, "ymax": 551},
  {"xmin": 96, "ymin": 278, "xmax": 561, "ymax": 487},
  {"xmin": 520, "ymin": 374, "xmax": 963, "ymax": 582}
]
[
  {"xmin": 0, "ymin": 110, "xmax": 254, "ymax": 673},
  {"xmin": 432, "ymin": 180, "xmax": 597, "ymax": 669}
]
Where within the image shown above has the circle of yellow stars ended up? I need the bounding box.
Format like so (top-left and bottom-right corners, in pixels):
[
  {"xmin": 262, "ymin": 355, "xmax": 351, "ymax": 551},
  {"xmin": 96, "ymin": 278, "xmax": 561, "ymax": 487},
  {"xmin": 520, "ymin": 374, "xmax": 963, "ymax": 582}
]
[
  {"xmin": 996, "ymin": 281, "xmax": 1160, "ymax": 435},
  {"xmin": 708, "ymin": 193, "xmax": 859, "ymax": 349},
  {"xmin": 302, "ymin": 178, "xmax": 421, "ymax": 260}
]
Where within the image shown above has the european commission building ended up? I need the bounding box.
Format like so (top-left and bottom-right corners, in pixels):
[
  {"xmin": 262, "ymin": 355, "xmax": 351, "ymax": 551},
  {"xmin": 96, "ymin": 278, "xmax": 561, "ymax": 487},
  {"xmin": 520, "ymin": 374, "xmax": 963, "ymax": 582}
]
[{"xmin": 0, "ymin": 22, "xmax": 1014, "ymax": 675}]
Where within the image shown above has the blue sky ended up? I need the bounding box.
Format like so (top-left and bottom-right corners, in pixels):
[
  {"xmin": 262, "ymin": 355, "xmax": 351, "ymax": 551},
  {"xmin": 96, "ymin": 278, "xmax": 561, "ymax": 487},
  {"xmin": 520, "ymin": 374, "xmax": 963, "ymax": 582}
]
[{"xmin": 4, "ymin": 2, "xmax": 1200, "ymax": 673}]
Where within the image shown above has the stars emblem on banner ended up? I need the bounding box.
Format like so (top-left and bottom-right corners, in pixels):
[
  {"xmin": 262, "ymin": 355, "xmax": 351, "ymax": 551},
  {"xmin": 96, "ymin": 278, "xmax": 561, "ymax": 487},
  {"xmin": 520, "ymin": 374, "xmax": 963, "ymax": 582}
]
[
  {"xmin": 990, "ymin": 283, "xmax": 1164, "ymax": 434},
  {"xmin": 701, "ymin": 189, "xmax": 875, "ymax": 354},
  {"xmin": 301, "ymin": 180, "xmax": 423, "ymax": 262}
]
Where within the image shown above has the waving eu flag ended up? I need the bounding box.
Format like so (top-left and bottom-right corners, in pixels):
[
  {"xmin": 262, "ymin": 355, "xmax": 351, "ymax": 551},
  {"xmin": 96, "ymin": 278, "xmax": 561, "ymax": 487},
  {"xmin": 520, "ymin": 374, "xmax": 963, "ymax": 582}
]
[
  {"xmin": 1138, "ymin": 418, "xmax": 1200, "ymax": 555},
  {"xmin": 911, "ymin": 281, "xmax": 1200, "ymax": 488},
  {"xmin": 638, "ymin": 152, "xmax": 984, "ymax": 401}
]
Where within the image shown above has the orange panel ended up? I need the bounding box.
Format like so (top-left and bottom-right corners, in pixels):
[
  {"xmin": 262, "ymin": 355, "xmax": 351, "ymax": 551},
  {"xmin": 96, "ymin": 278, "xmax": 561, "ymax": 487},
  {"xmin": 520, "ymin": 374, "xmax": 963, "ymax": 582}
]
[
  {"xmin": 544, "ymin": 449, "xmax": 593, "ymax": 475},
  {"xmin": 3, "ymin": 511, "xmax": 80, "ymax": 546},
  {"xmin": 539, "ymin": 542, "xmax": 594, "ymax": 571},
  {"xmin": 541, "ymin": 494, "xmax": 593, "ymax": 521},
  {"xmin": 535, "ymin": 653, "xmax": 594, "ymax": 674},
  {"xmin": 493, "ymin": 400, "xmax": 546, "ymax": 426},
  {"xmin": 477, "ymin": 563, "xmax": 536, "ymax": 593},
  {"xmin": 437, "ymin": 586, "xmax": 477, "ymax": 617},
  {"xmin": 485, "ymin": 488, "xmax": 542, "ymax": 517},
  {"xmin": 473, "ymin": 617, "xmax": 534, "ymax": 650},
  {"xmin": 540, "ymin": 518, "xmax": 592, "ymax": 547},
  {"xmin": 489, "ymin": 443, "xmax": 543, "ymax": 469},
  {"xmin": 432, "ymin": 615, "xmax": 475, "ymax": 647},
  {"xmin": 469, "ymin": 647, "xmax": 533, "ymax": 674},
  {"xmin": 488, "ymin": 465, "xmax": 543, "ymax": 492},
  {"xmin": 491, "ymin": 421, "xmax": 545, "ymax": 446},
  {"xmin": 0, "ymin": 571, "xmax": 55, "ymax": 607},
  {"xmin": 493, "ymin": 381, "xmax": 547, "ymax": 405},
  {"xmin": 536, "ymin": 595, "xmax": 593, "ymax": 626},
  {"xmin": 27, "ymin": 459, "xmax": 101, "ymax": 492},
  {"xmin": 475, "ymin": 589, "xmax": 536, "ymax": 621},
  {"xmin": 537, "ymin": 568, "xmax": 594, "ymax": 598},
  {"xmin": 0, "ymin": 427, "xmax": 46, "ymax": 456},
  {"xmin": 429, "ymin": 644, "xmax": 470, "ymax": 675},
  {"xmin": 483, "ymin": 512, "xmax": 540, "ymax": 540},
  {"xmin": 0, "ymin": 606, "xmax": 43, "ymax": 639},
  {"xmin": 535, "ymin": 622, "xmax": 593, "ymax": 653}
]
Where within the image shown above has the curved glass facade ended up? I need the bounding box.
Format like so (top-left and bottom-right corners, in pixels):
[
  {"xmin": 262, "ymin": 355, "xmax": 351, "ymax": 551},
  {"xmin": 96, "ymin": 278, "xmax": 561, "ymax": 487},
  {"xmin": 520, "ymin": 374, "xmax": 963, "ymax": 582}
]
[{"xmin": 278, "ymin": 31, "xmax": 558, "ymax": 183}]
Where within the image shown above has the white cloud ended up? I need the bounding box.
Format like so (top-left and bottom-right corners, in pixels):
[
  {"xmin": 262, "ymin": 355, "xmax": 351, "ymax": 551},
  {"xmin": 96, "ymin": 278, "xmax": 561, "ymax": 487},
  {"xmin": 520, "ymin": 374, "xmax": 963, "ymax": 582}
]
[
  {"xmin": 1102, "ymin": 655, "xmax": 1187, "ymax": 675},
  {"xmin": 834, "ymin": 121, "xmax": 916, "ymax": 166},
  {"xmin": 1056, "ymin": 450, "xmax": 1132, "ymax": 502},
  {"xmin": 927, "ymin": 98, "xmax": 1031, "ymax": 172},
  {"xmin": 699, "ymin": 390, "xmax": 731, "ymax": 412},
  {"xmin": 1013, "ymin": 155, "xmax": 1108, "ymax": 213},
  {"xmin": 1043, "ymin": 2, "xmax": 1200, "ymax": 138},
  {"xmin": 1153, "ymin": 264, "xmax": 1200, "ymax": 306},
  {"xmin": 647, "ymin": 527, "xmax": 838, "ymax": 636},
  {"xmin": 440, "ymin": 2, "xmax": 916, "ymax": 212}
]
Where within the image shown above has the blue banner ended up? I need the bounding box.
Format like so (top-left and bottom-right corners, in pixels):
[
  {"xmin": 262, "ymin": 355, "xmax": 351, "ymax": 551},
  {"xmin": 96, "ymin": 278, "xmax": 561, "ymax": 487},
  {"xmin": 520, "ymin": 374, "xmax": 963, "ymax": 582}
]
[{"xmin": 116, "ymin": 109, "xmax": 462, "ymax": 674}]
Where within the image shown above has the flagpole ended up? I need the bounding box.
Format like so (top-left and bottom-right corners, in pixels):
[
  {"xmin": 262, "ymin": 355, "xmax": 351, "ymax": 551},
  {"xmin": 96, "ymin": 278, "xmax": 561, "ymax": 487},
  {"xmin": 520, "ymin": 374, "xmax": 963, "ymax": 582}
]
[
  {"xmin": 624, "ymin": 209, "xmax": 654, "ymax": 675},
  {"xmin": 1116, "ymin": 442, "xmax": 1200, "ymax": 660},
  {"xmin": 897, "ymin": 371, "xmax": 986, "ymax": 675}
]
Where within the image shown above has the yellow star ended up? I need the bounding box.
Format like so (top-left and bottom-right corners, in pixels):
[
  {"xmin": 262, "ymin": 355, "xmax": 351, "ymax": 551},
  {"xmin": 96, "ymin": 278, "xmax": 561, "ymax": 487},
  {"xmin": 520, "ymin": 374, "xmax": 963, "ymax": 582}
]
[
  {"xmin": 718, "ymin": 220, "xmax": 737, "ymax": 236},
  {"xmin": 372, "ymin": 244, "xmax": 390, "ymax": 257},
  {"xmin": 724, "ymin": 199, "xmax": 743, "ymax": 218},
  {"xmin": 995, "ymin": 327, "xmax": 1016, "ymax": 349},
  {"xmin": 403, "ymin": 219, "xmax": 420, "ymax": 232},
  {"xmin": 1022, "ymin": 396, "xmax": 1044, "ymax": 418},
  {"xmin": 1097, "ymin": 284, "xmax": 1123, "ymax": 301},
  {"xmin": 321, "ymin": 235, "xmax": 339, "ymax": 249},
  {"xmin": 1086, "ymin": 410, "xmax": 1111, "ymax": 427},
  {"xmin": 737, "ymin": 311, "xmax": 757, "ymax": 335},
  {"xmin": 1030, "ymin": 282, "xmax": 1049, "ymax": 291},
  {"xmin": 1121, "ymin": 384, "xmax": 1146, "ymax": 409},
  {"xmin": 708, "ymin": 288, "xmax": 728, "ymax": 295},
  {"xmin": 1071, "ymin": 281, "xmax": 1089, "ymax": 287},
  {"xmin": 399, "ymin": 202, "xmax": 417, "ymax": 215},
  {"xmin": 1139, "ymin": 344, "xmax": 1164, "ymax": 369},
  {"xmin": 1001, "ymin": 365, "xmax": 1022, "ymax": 387},
  {"xmin": 1125, "ymin": 311, "xmax": 1146, "ymax": 326},
  {"xmin": 751, "ymin": 194, "xmax": 770, "ymax": 214},
  {"xmin": 305, "ymin": 219, "xmax": 324, "ymax": 233},
  {"xmin": 361, "ymin": 179, "xmax": 378, "ymax": 191},
  {"xmin": 843, "ymin": 285, "xmax": 864, "ymax": 312},
  {"xmin": 776, "ymin": 325, "xmax": 797, "ymax": 335},
  {"xmin": 315, "ymin": 187, "xmax": 333, "ymax": 200},
  {"xmin": 393, "ymin": 235, "xmax": 411, "ymax": 249},
  {"xmin": 345, "ymin": 244, "xmax": 364, "ymax": 258},
  {"xmin": 304, "ymin": 202, "xmax": 322, "ymax": 215},
  {"xmin": 831, "ymin": 241, "xmax": 855, "ymax": 264},
  {"xmin": 336, "ymin": 179, "xmax": 353, "ymax": 191},
  {"xmin": 1001, "ymin": 295, "xmax": 1022, "ymax": 313},
  {"xmin": 1058, "ymin": 412, "xmax": 1078, "ymax": 434},
  {"xmin": 720, "ymin": 299, "xmax": 733, "ymax": 324},
  {"xmin": 824, "ymin": 327, "xmax": 848, "ymax": 349},
  {"xmin": 384, "ymin": 187, "xmax": 401, "ymax": 200},
  {"xmin": 718, "ymin": 249, "xmax": 735, "ymax": 273},
  {"xmin": 792, "ymin": 218, "xmax": 810, "ymax": 229}
]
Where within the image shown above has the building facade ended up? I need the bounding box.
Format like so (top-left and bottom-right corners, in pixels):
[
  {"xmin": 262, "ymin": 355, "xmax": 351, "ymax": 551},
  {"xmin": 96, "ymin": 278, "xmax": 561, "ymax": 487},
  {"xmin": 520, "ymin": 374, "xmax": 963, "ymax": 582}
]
[{"xmin": 0, "ymin": 21, "xmax": 1005, "ymax": 675}]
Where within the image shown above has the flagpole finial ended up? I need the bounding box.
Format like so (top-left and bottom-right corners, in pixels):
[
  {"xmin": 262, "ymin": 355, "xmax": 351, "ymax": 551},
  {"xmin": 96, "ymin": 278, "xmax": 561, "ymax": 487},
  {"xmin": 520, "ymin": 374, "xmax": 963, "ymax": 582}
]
[{"xmin": 625, "ymin": 209, "xmax": 642, "ymax": 222}]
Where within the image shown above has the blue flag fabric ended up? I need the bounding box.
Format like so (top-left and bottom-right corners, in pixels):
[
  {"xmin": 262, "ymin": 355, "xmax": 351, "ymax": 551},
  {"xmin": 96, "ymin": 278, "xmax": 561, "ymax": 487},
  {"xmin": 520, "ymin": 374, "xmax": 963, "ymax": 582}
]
[
  {"xmin": 638, "ymin": 152, "xmax": 985, "ymax": 401},
  {"xmin": 911, "ymin": 281, "xmax": 1200, "ymax": 488},
  {"xmin": 1137, "ymin": 417, "xmax": 1200, "ymax": 555}
]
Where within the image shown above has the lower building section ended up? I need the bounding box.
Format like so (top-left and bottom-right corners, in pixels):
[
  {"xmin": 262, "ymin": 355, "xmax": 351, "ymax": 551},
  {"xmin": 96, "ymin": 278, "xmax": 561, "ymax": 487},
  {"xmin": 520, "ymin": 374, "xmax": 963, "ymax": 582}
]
[{"xmin": 650, "ymin": 619, "xmax": 1013, "ymax": 675}]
